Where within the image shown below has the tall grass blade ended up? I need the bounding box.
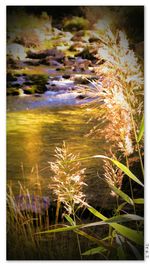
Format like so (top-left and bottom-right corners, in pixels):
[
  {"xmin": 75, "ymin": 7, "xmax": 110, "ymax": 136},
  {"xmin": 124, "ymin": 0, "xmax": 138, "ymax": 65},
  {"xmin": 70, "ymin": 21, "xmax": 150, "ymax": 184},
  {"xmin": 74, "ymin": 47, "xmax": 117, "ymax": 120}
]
[
  {"xmin": 104, "ymin": 214, "xmax": 144, "ymax": 224},
  {"xmin": 117, "ymin": 246, "xmax": 126, "ymax": 260},
  {"xmin": 116, "ymin": 234, "xmax": 126, "ymax": 260},
  {"xmin": 88, "ymin": 206, "xmax": 144, "ymax": 245},
  {"xmin": 137, "ymin": 115, "xmax": 144, "ymax": 143},
  {"xmin": 37, "ymin": 224, "xmax": 82, "ymax": 235},
  {"xmin": 133, "ymin": 198, "xmax": 144, "ymax": 204},
  {"xmin": 109, "ymin": 184, "xmax": 134, "ymax": 205},
  {"xmin": 53, "ymin": 221, "xmax": 111, "ymax": 248},
  {"xmin": 111, "ymin": 159, "xmax": 144, "ymax": 187},
  {"xmin": 51, "ymin": 214, "xmax": 143, "ymax": 231},
  {"xmin": 93, "ymin": 155, "xmax": 144, "ymax": 187},
  {"xmin": 127, "ymin": 241, "xmax": 144, "ymax": 259},
  {"xmin": 64, "ymin": 214, "xmax": 75, "ymax": 225},
  {"xmin": 115, "ymin": 202, "xmax": 127, "ymax": 213},
  {"xmin": 80, "ymin": 215, "xmax": 143, "ymax": 227},
  {"xmin": 82, "ymin": 246, "xmax": 108, "ymax": 256},
  {"xmin": 75, "ymin": 229, "xmax": 113, "ymax": 250},
  {"xmin": 88, "ymin": 206, "xmax": 106, "ymax": 221}
]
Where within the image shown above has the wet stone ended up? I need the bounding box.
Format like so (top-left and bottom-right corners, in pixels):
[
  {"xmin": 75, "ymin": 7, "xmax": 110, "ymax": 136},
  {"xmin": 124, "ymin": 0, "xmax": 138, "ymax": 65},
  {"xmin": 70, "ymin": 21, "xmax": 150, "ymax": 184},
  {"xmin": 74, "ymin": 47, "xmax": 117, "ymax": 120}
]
[
  {"xmin": 27, "ymin": 48, "xmax": 65, "ymax": 60},
  {"xmin": 62, "ymin": 74, "xmax": 71, "ymax": 79}
]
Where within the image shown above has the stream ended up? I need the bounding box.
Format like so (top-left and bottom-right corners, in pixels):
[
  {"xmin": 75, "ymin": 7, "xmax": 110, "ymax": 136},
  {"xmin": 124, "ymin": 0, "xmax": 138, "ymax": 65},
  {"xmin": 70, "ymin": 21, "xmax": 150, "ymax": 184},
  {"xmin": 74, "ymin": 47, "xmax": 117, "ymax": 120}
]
[{"xmin": 7, "ymin": 92, "xmax": 115, "ymax": 208}]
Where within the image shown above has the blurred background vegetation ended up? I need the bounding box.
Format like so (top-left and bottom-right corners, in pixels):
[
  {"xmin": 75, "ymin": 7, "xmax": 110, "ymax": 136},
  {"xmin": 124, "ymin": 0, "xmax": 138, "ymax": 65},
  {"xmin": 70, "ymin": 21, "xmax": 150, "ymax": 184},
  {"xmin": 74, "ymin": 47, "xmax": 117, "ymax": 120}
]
[{"xmin": 7, "ymin": 6, "xmax": 144, "ymax": 42}]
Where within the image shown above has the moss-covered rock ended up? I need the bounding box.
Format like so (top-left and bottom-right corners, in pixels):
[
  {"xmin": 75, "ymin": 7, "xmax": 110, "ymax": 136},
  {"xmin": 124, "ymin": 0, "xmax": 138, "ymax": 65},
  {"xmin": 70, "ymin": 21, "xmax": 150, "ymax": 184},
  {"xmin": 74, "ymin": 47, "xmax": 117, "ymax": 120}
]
[
  {"xmin": 63, "ymin": 16, "xmax": 90, "ymax": 31},
  {"xmin": 7, "ymin": 87, "xmax": 20, "ymax": 96},
  {"xmin": 23, "ymin": 85, "xmax": 37, "ymax": 94},
  {"xmin": 29, "ymin": 74, "xmax": 49, "ymax": 93},
  {"xmin": 76, "ymin": 47, "xmax": 97, "ymax": 61}
]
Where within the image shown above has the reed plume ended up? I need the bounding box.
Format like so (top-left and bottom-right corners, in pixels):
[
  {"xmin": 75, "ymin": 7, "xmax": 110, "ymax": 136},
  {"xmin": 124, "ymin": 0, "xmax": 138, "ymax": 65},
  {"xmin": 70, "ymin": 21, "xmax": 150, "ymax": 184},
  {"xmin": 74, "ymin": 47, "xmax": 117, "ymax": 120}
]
[
  {"xmin": 49, "ymin": 142, "xmax": 87, "ymax": 215},
  {"xmin": 103, "ymin": 159, "xmax": 124, "ymax": 197},
  {"xmin": 82, "ymin": 29, "xmax": 144, "ymax": 158}
]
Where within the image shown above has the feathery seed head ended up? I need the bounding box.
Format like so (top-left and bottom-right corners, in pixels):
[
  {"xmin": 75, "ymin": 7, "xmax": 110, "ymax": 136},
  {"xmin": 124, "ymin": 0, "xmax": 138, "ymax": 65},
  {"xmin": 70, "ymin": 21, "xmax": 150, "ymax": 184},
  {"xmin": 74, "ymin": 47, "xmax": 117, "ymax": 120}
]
[{"xmin": 49, "ymin": 142, "xmax": 87, "ymax": 214}]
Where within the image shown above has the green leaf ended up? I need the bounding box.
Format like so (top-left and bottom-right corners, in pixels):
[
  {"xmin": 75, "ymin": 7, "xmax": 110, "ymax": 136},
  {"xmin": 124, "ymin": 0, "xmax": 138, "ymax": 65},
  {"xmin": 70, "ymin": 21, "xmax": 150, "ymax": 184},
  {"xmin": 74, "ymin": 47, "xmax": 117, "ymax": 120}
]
[
  {"xmin": 115, "ymin": 202, "xmax": 127, "ymax": 213},
  {"xmin": 127, "ymin": 241, "xmax": 144, "ymax": 260},
  {"xmin": 64, "ymin": 214, "xmax": 75, "ymax": 225},
  {"xmin": 133, "ymin": 198, "xmax": 144, "ymax": 204},
  {"xmin": 80, "ymin": 215, "xmax": 143, "ymax": 228},
  {"xmin": 116, "ymin": 234, "xmax": 126, "ymax": 260},
  {"xmin": 37, "ymin": 224, "xmax": 81, "ymax": 235},
  {"xmin": 76, "ymin": 229, "xmax": 112, "ymax": 250},
  {"xmin": 88, "ymin": 206, "xmax": 144, "ymax": 245},
  {"xmin": 108, "ymin": 223, "xmax": 143, "ymax": 245},
  {"xmin": 82, "ymin": 246, "xmax": 108, "ymax": 256},
  {"xmin": 93, "ymin": 155, "xmax": 144, "ymax": 187},
  {"xmin": 109, "ymin": 184, "xmax": 134, "ymax": 205},
  {"xmin": 117, "ymin": 246, "xmax": 126, "ymax": 260},
  {"xmin": 105, "ymin": 214, "xmax": 144, "ymax": 224},
  {"xmin": 88, "ymin": 206, "xmax": 106, "ymax": 221},
  {"xmin": 111, "ymin": 159, "xmax": 144, "ymax": 187},
  {"xmin": 137, "ymin": 115, "xmax": 144, "ymax": 142}
]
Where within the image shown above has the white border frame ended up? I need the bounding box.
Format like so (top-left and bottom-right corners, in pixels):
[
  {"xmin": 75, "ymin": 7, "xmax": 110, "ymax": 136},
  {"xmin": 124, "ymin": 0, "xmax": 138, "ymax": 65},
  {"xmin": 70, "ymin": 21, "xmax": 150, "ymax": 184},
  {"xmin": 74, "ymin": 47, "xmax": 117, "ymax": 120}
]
[{"xmin": 0, "ymin": 1, "xmax": 149, "ymax": 266}]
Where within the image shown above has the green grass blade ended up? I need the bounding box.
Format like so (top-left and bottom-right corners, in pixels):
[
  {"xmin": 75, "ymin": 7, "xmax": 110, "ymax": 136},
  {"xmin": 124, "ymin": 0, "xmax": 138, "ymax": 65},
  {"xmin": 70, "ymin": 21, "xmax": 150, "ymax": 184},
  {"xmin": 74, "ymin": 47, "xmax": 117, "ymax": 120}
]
[
  {"xmin": 37, "ymin": 224, "xmax": 82, "ymax": 235},
  {"xmin": 117, "ymin": 246, "xmax": 126, "ymax": 260},
  {"xmin": 108, "ymin": 223, "xmax": 143, "ymax": 245},
  {"xmin": 105, "ymin": 214, "xmax": 144, "ymax": 224},
  {"xmin": 82, "ymin": 246, "xmax": 108, "ymax": 256},
  {"xmin": 109, "ymin": 184, "xmax": 134, "ymax": 205},
  {"xmin": 137, "ymin": 115, "xmax": 144, "ymax": 143},
  {"xmin": 133, "ymin": 198, "xmax": 144, "ymax": 204},
  {"xmin": 80, "ymin": 215, "xmax": 143, "ymax": 227},
  {"xmin": 116, "ymin": 234, "xmax": 127, "ymax": 260},
  {"xmin": 75, "ymin": 229, "xmax": 112, "ymax": 250},
  {"xmin": 127, "ymin": 241, "xmax": 144, "ymax": 259},
  {"xmin": 115, "ymin": 202, "xmax": 127, "ymax": 213},
  {"xmin": 88, "ymin": 206, "xmax": 106, "ymax": 220},
  {"xmin": 88, "ymin": 206, "xmax": 144, "ymax": 245},
  {"xmin": 93, "ymin": 155, "xmax": 144, "ymax": 187},
  {"xmin": 64, "ymin": 214, "xmax": 75, "ymax": 225},
  {"xmin": 111, "ymin": 159, "xmax": 144, "ymax": 187}
]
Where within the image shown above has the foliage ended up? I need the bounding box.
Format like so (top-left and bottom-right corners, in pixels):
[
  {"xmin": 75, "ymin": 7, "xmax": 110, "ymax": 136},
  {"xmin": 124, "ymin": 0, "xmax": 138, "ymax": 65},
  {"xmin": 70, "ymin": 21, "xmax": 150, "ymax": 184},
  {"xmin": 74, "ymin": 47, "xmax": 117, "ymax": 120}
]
[
  {"xmin": 82, "ymin": 30, "xmax": 144, "ymax": 159},
  {"xmin": 63, "ymin": 16, "xmax": 90, "ymax": 31},
  {"xmin": 40, "ymin": 26, "xmax": 144, "ymax": 260}
]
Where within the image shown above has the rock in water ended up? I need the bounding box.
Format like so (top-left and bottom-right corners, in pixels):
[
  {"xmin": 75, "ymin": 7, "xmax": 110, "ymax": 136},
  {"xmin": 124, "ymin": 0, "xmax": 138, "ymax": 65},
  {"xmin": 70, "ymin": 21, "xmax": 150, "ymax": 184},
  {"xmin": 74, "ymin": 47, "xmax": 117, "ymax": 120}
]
[{"xmin": 7, "ymin": 43, "xmax": 27, "ymax": 60}]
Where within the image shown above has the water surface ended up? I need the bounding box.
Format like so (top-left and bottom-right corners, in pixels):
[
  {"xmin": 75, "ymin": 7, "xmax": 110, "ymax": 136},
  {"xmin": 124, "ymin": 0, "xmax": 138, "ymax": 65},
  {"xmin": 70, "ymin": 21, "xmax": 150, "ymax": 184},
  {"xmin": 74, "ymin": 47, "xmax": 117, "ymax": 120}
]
[{"xmin": 7, "ymin": 95, "xmax": 115, "ymax": 207}]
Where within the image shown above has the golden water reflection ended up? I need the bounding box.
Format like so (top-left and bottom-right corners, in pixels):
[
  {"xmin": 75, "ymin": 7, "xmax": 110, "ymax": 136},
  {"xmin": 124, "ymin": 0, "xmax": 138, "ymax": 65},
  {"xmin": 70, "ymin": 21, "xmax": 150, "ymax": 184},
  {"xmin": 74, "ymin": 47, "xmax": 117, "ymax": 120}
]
[{"xmin": 7, "ymin": 104, "xmax": 113, "ymax": 207}]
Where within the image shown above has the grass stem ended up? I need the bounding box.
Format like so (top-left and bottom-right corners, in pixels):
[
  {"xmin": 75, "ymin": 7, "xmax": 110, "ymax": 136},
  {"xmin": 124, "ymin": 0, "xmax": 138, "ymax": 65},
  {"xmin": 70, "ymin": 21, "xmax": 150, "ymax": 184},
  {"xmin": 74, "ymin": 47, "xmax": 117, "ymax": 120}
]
[{"xmin": 73, "ymin": 208, "xmax": 82, "ymax": 260}]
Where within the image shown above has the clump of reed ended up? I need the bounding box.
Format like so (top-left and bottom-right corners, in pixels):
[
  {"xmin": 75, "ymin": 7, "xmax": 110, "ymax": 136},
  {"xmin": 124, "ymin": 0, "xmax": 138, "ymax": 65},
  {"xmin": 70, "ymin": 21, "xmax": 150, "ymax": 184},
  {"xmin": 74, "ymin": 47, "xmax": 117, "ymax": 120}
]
[
  {"xmin": 39, "ymin": 152, "xmax": 144, "ymax": 259},
  {"xmin": 83, "ymin": 27, "xmax": 144, "ymax": 256},
  {"xmin": 85, "ymin": 29, "xmax": 144, "ymax": 159},
  {"xmin": 7, "ymin": 184, "xmax": 39, "ymax": 259},
  {"xmin": 48, "ymin": 142, "xmax": 87, "ymax": 259},
  {"xmin": 40, "ymin": 27, "xmax": 144, "ymax": 260},
  {"xmin": 7, "ymin": 182, "xmax": 91, "ymax": 260},
  {"xmin": 49, "ymin": 142, "xmax": 87, "ymax": 216}
]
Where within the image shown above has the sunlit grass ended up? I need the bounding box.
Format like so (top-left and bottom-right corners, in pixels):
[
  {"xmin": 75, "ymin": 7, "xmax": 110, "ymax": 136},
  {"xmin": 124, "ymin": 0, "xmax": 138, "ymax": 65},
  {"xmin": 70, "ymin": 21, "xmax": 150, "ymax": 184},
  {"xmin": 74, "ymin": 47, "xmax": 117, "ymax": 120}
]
[{"xmin": 35, "ymin": 27, "xmax": 144, "ymax": 260}]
